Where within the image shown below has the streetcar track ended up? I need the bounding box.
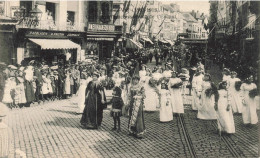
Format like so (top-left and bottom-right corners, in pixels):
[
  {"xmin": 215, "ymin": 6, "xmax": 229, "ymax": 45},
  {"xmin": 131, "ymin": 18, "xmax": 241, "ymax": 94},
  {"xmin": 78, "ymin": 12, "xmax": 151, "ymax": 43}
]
[
  {"xmin": 212, "ymin": 122, "xmax": 242, "ymax": 158},
  {"xmin": 177, "ymin": 114, "xmax": 198, "ymax": 158}
]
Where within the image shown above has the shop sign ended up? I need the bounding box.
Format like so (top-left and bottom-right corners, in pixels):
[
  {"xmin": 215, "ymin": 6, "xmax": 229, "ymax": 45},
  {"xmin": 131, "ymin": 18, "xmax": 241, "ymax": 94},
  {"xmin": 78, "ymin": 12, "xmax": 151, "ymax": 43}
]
[
  {"xmin": 88, "ymin": 23, "xmax": 115, "ymax": 32},
  {"xmin": 25, "ymin": 30, "xmax": 83, "ymax": 38},
  {"xmin": 88, "ymin": 37, "xmax": 114, "ymax": 41}
]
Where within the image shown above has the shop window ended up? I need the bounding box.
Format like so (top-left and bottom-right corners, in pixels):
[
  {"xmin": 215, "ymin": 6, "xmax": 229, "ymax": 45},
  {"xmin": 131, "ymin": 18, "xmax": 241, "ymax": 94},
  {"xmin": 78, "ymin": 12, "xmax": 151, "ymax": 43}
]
[
  {"xmin": 67, "ymin": 11, "xmax": 75, "ymax": 25},
  {"xmin": 88, "ymin": 1, "xmax": 97, "ymax": 22},
  {"xmin": 46, "ymin": 2, "xmax": 55, "ymax": 21}
]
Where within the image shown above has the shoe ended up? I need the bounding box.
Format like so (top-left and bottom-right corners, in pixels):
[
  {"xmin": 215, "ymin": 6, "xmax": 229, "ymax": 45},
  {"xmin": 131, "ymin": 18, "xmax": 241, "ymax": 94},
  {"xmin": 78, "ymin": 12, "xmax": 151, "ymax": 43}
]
[
  {"xmin": 111, "ymin": 128, "xmax": 116, "ymax": 131},
  {"xmin": 117, "ymin": 128, "xmax": 121, "ymax": 133}
]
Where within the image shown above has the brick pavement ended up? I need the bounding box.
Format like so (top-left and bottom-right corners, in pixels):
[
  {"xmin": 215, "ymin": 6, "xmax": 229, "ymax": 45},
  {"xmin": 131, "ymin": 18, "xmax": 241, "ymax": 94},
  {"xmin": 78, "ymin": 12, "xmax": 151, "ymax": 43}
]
[
  {"xmin": 4, "ymin": 95, "xmax": 259, "ymax": 158},
  {"xmin": 5, "ymin": 99, "xmax": 189, "ymax": 158}
]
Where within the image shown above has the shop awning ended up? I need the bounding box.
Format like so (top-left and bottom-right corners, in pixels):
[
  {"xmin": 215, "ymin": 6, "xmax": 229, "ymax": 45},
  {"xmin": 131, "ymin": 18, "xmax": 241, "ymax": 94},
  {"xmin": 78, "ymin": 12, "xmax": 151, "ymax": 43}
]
[
  {"xmin": 165, "ymin": 39, "xmax": 174, "ymax": 46},
  {"xmin": 158, "ymin": 39, "xmax": 168, "ymax": 44},
  {"xmin": 141, "ymin": 37, "xmax": 154, "ymax": 44},
  {"xmin": 126, "ymin": 39, "xmax": 143, "ymax": 49},
  {"xmin": 29, "ymin": 38, "xmax": 80, "ymax": 49}
]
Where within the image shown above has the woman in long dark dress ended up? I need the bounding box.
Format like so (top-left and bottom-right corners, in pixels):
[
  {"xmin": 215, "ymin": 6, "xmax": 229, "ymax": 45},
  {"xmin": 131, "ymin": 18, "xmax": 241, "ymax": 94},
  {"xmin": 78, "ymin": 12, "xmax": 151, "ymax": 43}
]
[
  {"xmin": 80, "ymin": 73, "xmax": 107, "ymax": 129},
  {"xmin": 127, "ymin": 76, "xmax": 146, "ymax": 138}
]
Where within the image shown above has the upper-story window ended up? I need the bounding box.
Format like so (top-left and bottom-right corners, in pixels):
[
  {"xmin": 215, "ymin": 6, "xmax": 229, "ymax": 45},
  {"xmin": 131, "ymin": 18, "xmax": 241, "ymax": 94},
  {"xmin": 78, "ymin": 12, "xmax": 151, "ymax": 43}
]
[
  {"xmin": 20, "ymin": 1, "xmax": 32, "ymax": 17},
  {"xmin": 67, "ymin": 11, "xmax": 75, "ymax": 25},
  {"xmin": 46, "ymin": 2, "xmax": 56, "ymax": 21},
  {"xmin": 100, "ymin": 2, "xmax": 111, "ymax": 24},
  {"xmin": 88, "ymin": 1, "xmax": 97, "ymax": 22}
]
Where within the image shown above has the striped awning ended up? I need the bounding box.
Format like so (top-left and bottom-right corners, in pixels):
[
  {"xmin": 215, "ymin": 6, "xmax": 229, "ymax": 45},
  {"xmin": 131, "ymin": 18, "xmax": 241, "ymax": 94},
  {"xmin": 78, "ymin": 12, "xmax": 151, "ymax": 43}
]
[
  {"xmin": 29, "ymin": 38, "xmax": 80, "ymax": 50},
  {"xmin": 142, "ymin": 37, "xmax": 154, "ymax": 44},
  {"xmin": 126, "ymin": 39, "xmax": 143, "ymax": 49}
]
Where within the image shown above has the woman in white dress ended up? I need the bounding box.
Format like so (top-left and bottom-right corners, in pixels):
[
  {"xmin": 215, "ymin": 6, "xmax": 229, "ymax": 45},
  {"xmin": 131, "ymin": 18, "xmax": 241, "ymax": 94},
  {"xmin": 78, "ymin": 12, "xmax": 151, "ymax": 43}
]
[
  {"xmin": 215, "ymin": 81, "xmax": 235, "ymax": 134},
  {"xmin": 228, "ymin": 71, "xmax": 243, "ymax": 113},
  {"xmin": 159, "ymin": 83, "xmax": 173, "ymax": 122},
  {"xmin": 191, "ymin": 69, "xmax": 204, "ymax": 111},
  {"xmin": 222, "ymin": 68, "xmax": 231, "ymax": 82},
  {"xmin": 14, "ymin": 70, "xmax": 26, "ymax": 107},
  {"xmin": 168, "ymin": 71, "xmax": 184, "ymax": 114},
  {"xmin": 139, "ymin": 65, "xmax": 147, "ymax": 86},
  {"xmin": 162, "ymin": 65, "xmax": 172, "ymax": 79},
  {"xmin": 197, "ymin": 73, "xmax": 217, "ymax": 120},
  {"xmin": 64, "ymin": 69, "xmax": 71, "ymax": 98},
  {"xmin": 240, "ymin": 75, "xmax": 258, "ymax": 125},
  {"xmin": 143, "ymin": 71, "xmax": 159, "ymax": 111},
  {"xmin": 76, "ymin": 73, "xmax": 89, "ymax": 114}
]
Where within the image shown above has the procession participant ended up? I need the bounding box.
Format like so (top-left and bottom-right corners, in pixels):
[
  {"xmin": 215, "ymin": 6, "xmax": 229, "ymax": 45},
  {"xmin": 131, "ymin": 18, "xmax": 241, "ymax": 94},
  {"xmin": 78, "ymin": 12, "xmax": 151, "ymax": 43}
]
[
  {"xmin": 14, "ymin": 68, "xmax": 26, "ymax": 108},
  {"xmin": 152, "ymin": 67, "xmax": 163, "ymax": 84},
  {"xmin": 222, "ymin": 68, "xmax": 231, "ymax": 82},
  {"xmin": 127, "ymin": 76, "xmax": 146, "ymax": 139},
  {"xmin": 168, "ymin": 71, "xmax": 184, "ymax": 115},
  {"xmin": 179, "ymin": 68, "xmax": 190, "ymax": 97},
  {"xmin": 70, "ymin": 65, "xmax": 75, "ymax": 96},
  {"xmin": 107, "ymin": 86, "xmax": 124, "ymax": 132},
  {"xmin": 228, "ymin": 71, "xmax": 243, "ymax": 113},
  {"xmin": 76, "ymin": 71, "xmax": 89, "ymax": 114},
  {"xmin": 196, "ymin": 59, "xmax": 205, "ymax": 73},
  {"xmin": 143, "ymin": 71, "xmax": 159, "ymax": 112},
  {"xmin": 23, "ymin": 65, "xmax": 35, "ymax": 107},
  {"xmin": 139, "ymin": 64, "xmax": 147, "ymax": 86},
  {"xmin": 41, "ymin": 72, "xmax": 52, "ymax": 101},
  {"xmin": 162, "ymin": 64, "xmax": 173, "ymax": 79},
  {"xmin": 191, "ymin": 68, "xmax": 204, "ymax": 111},
  {"xmin": 64, "ymin": 69, "xmax": 71, "ymax": 99},
  {"xmin": 197, "ymin": 73, "xmax": 218, "ymax": 120},
  {"xmin": 159, "ymin": 82, "xmax": 173, "ymax": 122},
  {"xmin": 2, "ymin": 72, "xmax": 16, "ymax": 108},
  {"xmin": 189, "ymin": 66, "xmax": 197, "ymax": 95},
  {"xmin": 57, "ymin": 64, "xmax": 65, "ymax": 99},
  {"xmin": 34, "ymin": 62, "xmax": 43, "ymax": 104},
  {"xmin": 240, "ymin": 75, "xmax": 258, "ymax": 125},
  {"xmin": 80, "ymin": 72, "xmax": 107, "ymax": 129},
  {"xmin": 215, "ymin": 81, "xmax": 235, "ymax": 135}
]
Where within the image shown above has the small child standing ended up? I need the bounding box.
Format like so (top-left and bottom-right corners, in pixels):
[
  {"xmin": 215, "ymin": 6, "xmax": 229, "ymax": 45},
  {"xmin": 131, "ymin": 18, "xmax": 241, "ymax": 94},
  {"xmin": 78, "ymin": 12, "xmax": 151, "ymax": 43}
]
[{"xmin": 109, "ymin": 86, "xmax": 124, "ymax": 132}]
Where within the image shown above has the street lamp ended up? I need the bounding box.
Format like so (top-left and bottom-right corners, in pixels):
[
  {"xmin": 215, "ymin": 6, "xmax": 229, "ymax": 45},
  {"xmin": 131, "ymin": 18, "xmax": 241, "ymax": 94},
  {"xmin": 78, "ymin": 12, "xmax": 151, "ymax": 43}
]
[
  {"xmin": 29, "ymin": 5, "xmax": 42, "ymax": 21},
  {"xmin": 29, "ymin": 5, "xmax": 42, "ymax": 27}
]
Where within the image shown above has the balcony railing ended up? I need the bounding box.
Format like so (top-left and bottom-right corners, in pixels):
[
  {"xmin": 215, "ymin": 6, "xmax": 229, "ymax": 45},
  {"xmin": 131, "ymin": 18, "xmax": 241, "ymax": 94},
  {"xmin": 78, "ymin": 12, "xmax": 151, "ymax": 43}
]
[
  {"xmin": 246, "ymin": 22, "xmax": 255, "ymax": 40},
  {"xmin": 17, "ymin": 17, "xmax": 85, "ymax": 32}
]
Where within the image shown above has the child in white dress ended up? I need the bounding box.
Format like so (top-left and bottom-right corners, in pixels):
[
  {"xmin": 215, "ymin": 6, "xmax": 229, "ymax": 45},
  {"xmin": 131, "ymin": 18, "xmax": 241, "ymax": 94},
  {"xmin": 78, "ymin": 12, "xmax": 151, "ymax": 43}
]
[
  {"xmin": 159, "ymin": 83, "xmax": 173, "ymax": 122},
  {"xmin": 215, "ymin": 81, "xmax": 235, "ymax": 134}
]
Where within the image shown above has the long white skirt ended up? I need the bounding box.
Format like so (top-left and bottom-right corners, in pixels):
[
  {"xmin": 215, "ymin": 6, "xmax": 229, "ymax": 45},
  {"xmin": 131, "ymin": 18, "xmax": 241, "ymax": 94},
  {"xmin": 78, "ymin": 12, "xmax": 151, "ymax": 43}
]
[
  {"xmin": 191, "ymin": 88, "xmax": 199, "ymax": 110},
  {"xmin": 169, "ymin": 88, "xmax": 184, "ymax": 114},
  {"xmin": 217, "ymin": 98, "xmax": 235, "ymax": 133},
  {"xmin": 160, "ymin": 96, "xmax": 173, "ymax": 122},
  {"xmin": 76, "ymin": 80, "xmax": 87, "ymax": 113},
  {"xmin": 230, "ymin": 91, "xmax": 243, "ymax": 113},
  {"xmin": 242, "ymin": 95, "xmax": 258, "ymax": 124},
  {"xmin": 197, "ymin": 92, "xmax": 216, "ymax": 120},
  {"xmin": 144, "ymin": 87, "xmax": 158, "ymax": 111}
]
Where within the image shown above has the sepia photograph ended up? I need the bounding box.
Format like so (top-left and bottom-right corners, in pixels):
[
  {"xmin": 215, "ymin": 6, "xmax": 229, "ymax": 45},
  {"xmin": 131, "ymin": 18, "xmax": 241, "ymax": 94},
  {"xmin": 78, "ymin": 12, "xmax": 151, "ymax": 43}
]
[{"xmin": 0, "ymin": 0, "xmax": 259, "ymax": 157}]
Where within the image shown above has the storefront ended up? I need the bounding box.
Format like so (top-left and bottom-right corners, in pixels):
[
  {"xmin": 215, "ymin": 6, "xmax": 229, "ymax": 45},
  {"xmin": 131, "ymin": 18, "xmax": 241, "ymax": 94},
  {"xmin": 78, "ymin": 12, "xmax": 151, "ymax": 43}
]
[
  {"xmin": 16, "ymin": 28, "xmax": 85, "ymax": 65},
  {"xmin": 0, "ymin": 18, "xmax": 18, "ymax": 65},
  {"xmin": 86, "ymin": 23, "xmax": 122, "ymax": 60}
]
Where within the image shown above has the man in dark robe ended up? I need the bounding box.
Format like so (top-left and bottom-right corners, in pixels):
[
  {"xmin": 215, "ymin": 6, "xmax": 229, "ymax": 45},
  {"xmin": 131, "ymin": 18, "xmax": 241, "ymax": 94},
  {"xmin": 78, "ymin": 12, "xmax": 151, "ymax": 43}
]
[
  {"xmin": 34, "ymin": 63, "xmax": 43, "ymax": 104},
  {"xmin": 80, "ymin": 73, "xmax": 107, "ymax": 129}
]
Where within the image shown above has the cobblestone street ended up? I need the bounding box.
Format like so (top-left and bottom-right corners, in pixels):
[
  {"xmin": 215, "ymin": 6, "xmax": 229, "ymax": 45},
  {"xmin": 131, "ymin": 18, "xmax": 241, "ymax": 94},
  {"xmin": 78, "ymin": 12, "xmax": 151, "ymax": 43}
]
[{"xmin": 4, "ymin": 95, "xmax": 259, "ymax": 158}]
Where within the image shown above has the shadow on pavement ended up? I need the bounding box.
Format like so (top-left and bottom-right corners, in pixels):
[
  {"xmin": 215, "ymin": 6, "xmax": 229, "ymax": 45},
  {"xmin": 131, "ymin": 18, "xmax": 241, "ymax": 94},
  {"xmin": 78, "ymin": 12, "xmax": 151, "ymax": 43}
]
[
  {"xmin": 45, "ymin": 117, "xmax": 81, "ymax": 128},
  {"xmin": 48, "ymin": 109, "xmax": 78, "ymax": 115}
]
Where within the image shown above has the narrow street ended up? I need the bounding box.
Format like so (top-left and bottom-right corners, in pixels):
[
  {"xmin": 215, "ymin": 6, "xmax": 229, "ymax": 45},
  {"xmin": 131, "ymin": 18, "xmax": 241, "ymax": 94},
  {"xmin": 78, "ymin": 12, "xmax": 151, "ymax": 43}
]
[{"xmin": 5, "ymin": 95, "xmax": 259, "ymax": 158}]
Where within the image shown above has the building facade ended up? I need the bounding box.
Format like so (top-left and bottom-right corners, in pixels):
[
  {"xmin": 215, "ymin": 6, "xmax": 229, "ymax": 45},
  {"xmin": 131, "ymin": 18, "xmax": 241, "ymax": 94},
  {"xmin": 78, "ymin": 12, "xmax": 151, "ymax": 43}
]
[
  {"xmin": 1, "ymin": 0, "xmax": 86, "ymax": 65},
  {"xmin": 84, "ymin": 1, "xmax": 123, "ymax": 60}
]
